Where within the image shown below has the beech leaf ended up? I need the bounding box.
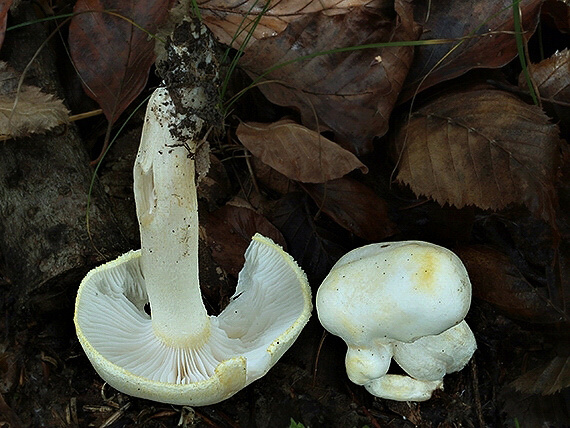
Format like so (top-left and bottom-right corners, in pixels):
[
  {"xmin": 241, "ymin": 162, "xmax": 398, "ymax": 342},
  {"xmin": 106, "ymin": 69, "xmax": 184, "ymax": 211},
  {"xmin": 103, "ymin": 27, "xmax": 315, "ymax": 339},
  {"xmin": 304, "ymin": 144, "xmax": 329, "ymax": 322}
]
[
  {"xmin": 199, "ymin": 0, "xmax": 378, "ymax": 48},
  {"xmin": 269, "ymin": 192, "xmax": 346, "ymax": 282},
  {"xmin": 0, "ymin": 0, "xmax": 12, "ymax": 51},
  {"xmin": 510, "ymin": 356, "xmax": 570, "ymax": 395},
  {"xmin": 393, "ymin": 88, "xmax": 562, "ymax": 221},
  {"xmin": 455, "ymin": 245, "xmax": 565, "ymax": 324},
  {"xmin": 304, "ymin": 177, "xmax": 397, "ymax": 241},
  {"xmin": 237, "ymin": 119, "xmax": 368, "ymax": 183},
  {"xmin": 250, "ymin": 156, "xmax": 299, "ymax": 196},
  {"xmin": 0, "ymin": 62, "xmax": 69, "ymax": 137},
  {"xmin": 402, "ymin": 0, "xmax": 543, "ymax": 100},
  {"xmin": 519, "ymin": 48, "xmax": 570, "ymax": 102},
  {"xmin": 68, "ymin": 0, "xmax": 173, "ymax": 123},
  {"xmin": 202, "ymin": 203, "xmax": 285, "ymax": 277},
  {"xmin": 541, "ymin": 0, "xmax": 570, "ymax": 34},
  {"xmin": 238, "ymin": 1, "xmax": 420, "ymax": 154}
]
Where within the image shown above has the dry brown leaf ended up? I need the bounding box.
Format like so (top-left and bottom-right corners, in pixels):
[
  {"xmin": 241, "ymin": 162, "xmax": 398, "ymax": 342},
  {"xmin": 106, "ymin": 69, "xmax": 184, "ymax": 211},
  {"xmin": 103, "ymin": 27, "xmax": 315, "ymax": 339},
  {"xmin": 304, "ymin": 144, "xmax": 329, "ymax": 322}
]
[
  {"xmin": 238, "ymin": 1, "xmax": 420, "ymax": 154},
  {"xmin": 511, "ymin": 356, "xmax": 570, "ymax": 395},
  {"xmin": 455, "ymin": 245, "xmax": 565, "ymax": 324},
  {"xmin": 393, "ymin": 88, "xmax": 562, "ymax": 221},
  {"xmin": 269, "ymin": 192, "xmax": 347, "ymax": 282},
  {"xmin": 250, "ymin": 156, "xmax": 299, "ymax": 195},
  {"xmin": 542, "ymin": 0, "xmax": 570, "ymax": 33},
  {"xmin": 502, "ymin": 386, "xmax": 570, "ymax": 427},
  {"xmin": 0, "ymin": 0, "xmax": 13, "ymax": 51},
  {"xmin": 237, "ymin": 119, "xmax": 368, "ymax": 183},
  {"xmin": 0, "ymin": 63, "xmax": 69, "ymax": 137},
  {"xmin": 202, "ymin": 204, "xmax": 285, "ymax": 276},
  {"xmin": 69, "ymin": 0, "xmax": 174, "ymax": 124},
  {"xmin": 304, "ymin": 177, "xmax": 397, "ymax": 241},
  {"xmin": 402, "ymin": 0, "xmax": 543, "ymax": 100},
  {"xmin": 199, "ymin": 0, "xmax": 379, "ymax": 48},
  {"xmin": 197, "ymin": 154, "xmax": 232, "ymax": 211},
  {"xmin": 519, "ymin": 49, "xmax": 570, "ymax": 102}
]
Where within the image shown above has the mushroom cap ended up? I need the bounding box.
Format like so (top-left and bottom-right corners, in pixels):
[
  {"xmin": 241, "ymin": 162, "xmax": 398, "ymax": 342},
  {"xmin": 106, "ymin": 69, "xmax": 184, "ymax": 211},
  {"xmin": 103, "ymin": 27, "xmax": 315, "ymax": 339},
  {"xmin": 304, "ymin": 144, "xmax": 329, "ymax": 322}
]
[
  {"xmin": 316, "ymin": 241, "xmax": 472, "ymax": 345},
  {"xmin": 74, "ymin": 234, "xmax": 312, "ymax": 405}
]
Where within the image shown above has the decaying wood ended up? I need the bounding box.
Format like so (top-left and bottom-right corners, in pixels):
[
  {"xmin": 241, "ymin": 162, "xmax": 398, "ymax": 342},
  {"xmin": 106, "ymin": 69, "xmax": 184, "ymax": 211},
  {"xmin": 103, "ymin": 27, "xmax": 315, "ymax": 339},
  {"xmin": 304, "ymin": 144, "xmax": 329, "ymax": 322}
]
[{"xmin": 0, "ymin": 5, "xmax": 129, "ymax": 314}]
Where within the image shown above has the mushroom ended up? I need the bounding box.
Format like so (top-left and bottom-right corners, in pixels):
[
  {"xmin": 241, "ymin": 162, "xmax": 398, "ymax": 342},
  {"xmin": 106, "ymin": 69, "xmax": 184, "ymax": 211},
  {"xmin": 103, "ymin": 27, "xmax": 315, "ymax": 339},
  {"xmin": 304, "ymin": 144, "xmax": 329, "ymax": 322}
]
[
  {"xmin": 74, "ymin": 87, "xmax": 312, "ymax": 405},
  {"xmin": 316, "ymin": 241, "xmax": 476, "ymax": 401}
]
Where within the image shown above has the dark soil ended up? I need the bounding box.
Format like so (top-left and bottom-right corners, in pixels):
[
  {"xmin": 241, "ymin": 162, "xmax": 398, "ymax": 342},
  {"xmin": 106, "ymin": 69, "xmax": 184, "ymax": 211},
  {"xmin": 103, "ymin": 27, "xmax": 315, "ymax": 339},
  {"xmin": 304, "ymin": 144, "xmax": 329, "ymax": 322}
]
[
  {"xmin": 1, "ymin": 2, "xmax": 569, "ymax": 427},
  {"xmin": 2, "ymin": 269, "xmax": 568, "ymax": 428}
]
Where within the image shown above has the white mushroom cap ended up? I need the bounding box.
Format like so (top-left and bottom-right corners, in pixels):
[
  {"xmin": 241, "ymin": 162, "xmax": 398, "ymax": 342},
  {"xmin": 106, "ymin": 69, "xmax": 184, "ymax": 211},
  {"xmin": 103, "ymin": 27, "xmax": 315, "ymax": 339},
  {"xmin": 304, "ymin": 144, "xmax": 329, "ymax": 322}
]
[
  {"xmin": 317, "ymin": 241, "xmax": 471, "ymax": 344},
  {"xmin": 316, "ymin": 241, "xmax": 476, "ymax": 401},
  {"xmin": 74, "ymin": 234, "xmax": 312, "ymax": 405}
]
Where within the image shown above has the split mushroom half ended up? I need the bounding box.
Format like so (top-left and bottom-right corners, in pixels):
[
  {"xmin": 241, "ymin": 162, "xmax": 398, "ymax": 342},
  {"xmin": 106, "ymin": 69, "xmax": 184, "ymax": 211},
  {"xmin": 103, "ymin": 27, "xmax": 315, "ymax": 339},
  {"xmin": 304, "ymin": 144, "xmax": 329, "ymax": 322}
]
[
  {"xmin": 316, "ymin": 241, "xmax": 476, "ymax": 401},
  {"xmin": 74, "ymin": 87, "xmax": 312, "ymax": 406}
]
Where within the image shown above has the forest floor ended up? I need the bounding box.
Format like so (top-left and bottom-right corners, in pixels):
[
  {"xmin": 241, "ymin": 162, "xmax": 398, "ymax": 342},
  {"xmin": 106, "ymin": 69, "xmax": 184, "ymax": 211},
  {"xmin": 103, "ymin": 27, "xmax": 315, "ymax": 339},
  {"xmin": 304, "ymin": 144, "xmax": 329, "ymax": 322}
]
[{"xmin": 1, "ymin": 1, "xmax": 570, "ymax": 427}]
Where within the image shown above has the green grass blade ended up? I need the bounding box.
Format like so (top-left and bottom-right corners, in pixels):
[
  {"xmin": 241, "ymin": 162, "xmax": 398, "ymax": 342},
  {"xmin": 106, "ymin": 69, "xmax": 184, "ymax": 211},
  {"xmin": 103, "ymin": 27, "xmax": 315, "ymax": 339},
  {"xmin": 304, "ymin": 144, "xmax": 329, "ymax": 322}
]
[{"xmin": 513, "ymin": 0, "xmax": 538, "ymax": 105}]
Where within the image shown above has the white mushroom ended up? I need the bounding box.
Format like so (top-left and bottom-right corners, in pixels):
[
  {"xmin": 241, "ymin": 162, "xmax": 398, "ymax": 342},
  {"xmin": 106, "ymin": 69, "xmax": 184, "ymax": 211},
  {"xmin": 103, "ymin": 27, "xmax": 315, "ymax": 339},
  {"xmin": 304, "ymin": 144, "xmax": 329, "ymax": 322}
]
[
  {"xmin": 74, "ymin": 88, "xmax": 312, "ymax": 405},
  {"xmin": 316, "ymin": 241, "xmax": 476, "ymax": 401}
]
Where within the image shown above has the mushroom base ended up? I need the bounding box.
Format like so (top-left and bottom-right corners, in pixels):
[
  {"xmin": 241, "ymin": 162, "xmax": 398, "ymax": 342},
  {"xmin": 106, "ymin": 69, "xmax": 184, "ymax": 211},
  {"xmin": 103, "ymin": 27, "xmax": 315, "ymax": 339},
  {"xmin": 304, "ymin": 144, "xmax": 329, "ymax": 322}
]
[{"xmin": 347, "ymin": 321, "xmax": 477, "ymax": 402}]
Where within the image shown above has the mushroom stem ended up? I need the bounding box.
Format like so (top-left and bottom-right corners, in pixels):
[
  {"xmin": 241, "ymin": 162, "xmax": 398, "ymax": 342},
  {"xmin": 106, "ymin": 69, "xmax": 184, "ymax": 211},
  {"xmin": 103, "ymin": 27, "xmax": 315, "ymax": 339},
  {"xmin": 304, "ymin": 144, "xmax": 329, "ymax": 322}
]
[{"xmin": 134, "ymin": 87, "xmax": 209, "ymax": 347}]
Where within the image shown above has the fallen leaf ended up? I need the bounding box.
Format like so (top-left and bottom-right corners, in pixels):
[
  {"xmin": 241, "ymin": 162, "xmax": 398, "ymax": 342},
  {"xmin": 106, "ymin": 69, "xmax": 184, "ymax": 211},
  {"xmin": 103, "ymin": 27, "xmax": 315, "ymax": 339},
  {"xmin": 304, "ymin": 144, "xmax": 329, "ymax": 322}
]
[
  {"xmin": 401, "ymin": 0, "xmax": 543, "ymax": 100},
  {"xmin": 455, "ymin": 245, "xmax": 565, "ymax": 324},
  {"xmin": 199, "ymin": 0, "xmax": 378, "ymax": 48},
  {"xmin": 519, "ymin": 49, "xmax": 570, "ymax": 102},
  {"xmin": 502, "ymin": 386, "xmax": 570, "ymax": 427},
  {"xmin": 0, "ymin": 62, "xmax": 69, "ymax": 136},
  {"xmin": 250, "ymin": 156, "xmax": 299, "ymax": 196},
  {"xmin": 393, "ymin": 88, "xmax": 562, "ymax": 221},
  {"xmin": 510, "ymin": 355, "xmax": 570, "ymax": 395},
  {"xmin": 203, "ymin": 203, "xmax": 285, "ymax": 276},
  {"xmin": 269, "ymin": 192, "xmax": 346, "ymax": 283},
  {"xmin": 0, "ymin": 0, "xmax": 12, "ymax": 51},
  {"xmin": 518, "ymin": 49, "xmax": 570, "ymax": 131},
  {"xmin": 542, "ymin": 0, "xmax": 570, "ymax": 33},
  {"xmin": 303, "ymin": 177, "xmax": 397, "ymax": 241},
  {"xmin": 237, "ymin": 119, "xmax": 368, "ymax": 183},
  {"xmin": 197, "ymin": 154, "xmax": 232, "ymax": 211},
  {"xmin": 238, "ymin": 1, "xmax": 420, "ymax": 154},
  {"xmin": 68, "ymin": 0, "xmax": 173, "ymax": 123}
]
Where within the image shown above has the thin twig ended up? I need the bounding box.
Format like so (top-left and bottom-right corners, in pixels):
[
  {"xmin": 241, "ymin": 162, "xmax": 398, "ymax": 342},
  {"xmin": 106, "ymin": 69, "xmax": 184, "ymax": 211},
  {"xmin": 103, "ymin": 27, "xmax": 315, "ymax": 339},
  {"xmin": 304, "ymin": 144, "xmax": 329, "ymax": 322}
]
[{"xmin": 312, "ymin": 329, "xmax": 327, "ymax": 387}]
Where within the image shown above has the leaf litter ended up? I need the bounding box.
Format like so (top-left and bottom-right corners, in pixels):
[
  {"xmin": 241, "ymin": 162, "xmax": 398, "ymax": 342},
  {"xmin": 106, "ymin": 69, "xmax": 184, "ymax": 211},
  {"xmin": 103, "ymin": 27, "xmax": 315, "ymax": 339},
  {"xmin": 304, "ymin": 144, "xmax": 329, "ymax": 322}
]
[
  {"xmin": 1, "ymin": 0, "xmax": 570, "ymax": 426},
  {"xmin": 68, "ymin": 0, "xmax": 174, "ymax": 124},
  {"xmin": 236, "ymin": 0, "xmax": 421, "ymax": 154},
  {"xmin": 199, "ymin": 0, "xmax": 381, "ymax": 49},
  {"xmin": 402, "ymin": 0, "xmax": 544, "ymax": 100},
  {"xmin": 236, "ymin": 118, "xmax": 368, "ymax": 182},
  {"xmin": 393, "ymin": 86, "xmax": 562, "ymax": 222}
]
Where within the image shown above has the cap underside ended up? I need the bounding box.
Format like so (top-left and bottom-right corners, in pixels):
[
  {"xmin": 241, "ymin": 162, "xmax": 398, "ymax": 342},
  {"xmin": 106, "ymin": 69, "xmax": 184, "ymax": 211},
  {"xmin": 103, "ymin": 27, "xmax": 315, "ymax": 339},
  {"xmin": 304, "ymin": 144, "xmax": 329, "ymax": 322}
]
[{"xmin": 74, "ymin": 234, "xmax": 311, "ymax": 405}]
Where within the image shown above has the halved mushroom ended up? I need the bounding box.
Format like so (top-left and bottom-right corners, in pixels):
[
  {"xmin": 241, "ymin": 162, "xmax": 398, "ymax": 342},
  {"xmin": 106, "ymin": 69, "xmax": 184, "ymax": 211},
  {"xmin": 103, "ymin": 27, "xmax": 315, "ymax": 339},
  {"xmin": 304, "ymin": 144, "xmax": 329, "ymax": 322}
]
[
  {"xmin": 74, "ymin": 88, "xmax": 312, "ymax": 405},
  {"xmin": 316, "ymin": 241, "xmax": 476, "ymax": 401}
]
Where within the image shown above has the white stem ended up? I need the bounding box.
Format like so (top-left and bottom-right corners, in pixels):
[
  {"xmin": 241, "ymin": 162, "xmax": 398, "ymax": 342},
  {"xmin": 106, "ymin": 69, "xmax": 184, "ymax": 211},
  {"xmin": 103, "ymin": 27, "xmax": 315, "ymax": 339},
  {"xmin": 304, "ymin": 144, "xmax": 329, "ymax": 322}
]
[{"xmin": 133, "ymin": 88, "xmax": 210, "ymax": 347}]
